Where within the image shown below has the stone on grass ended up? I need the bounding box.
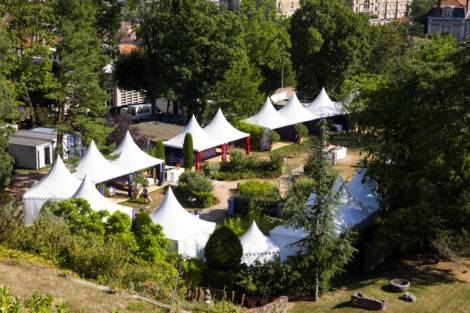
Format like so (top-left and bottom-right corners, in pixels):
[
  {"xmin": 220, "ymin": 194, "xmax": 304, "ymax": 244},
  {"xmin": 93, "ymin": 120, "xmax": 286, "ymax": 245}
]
[
  {"xmin": 351, "ymin": 292, "xmax": 387, "ymax": 311},
  {"xmin": 400, "ymin": 292, "xmax": 417, "ymax": 302}
]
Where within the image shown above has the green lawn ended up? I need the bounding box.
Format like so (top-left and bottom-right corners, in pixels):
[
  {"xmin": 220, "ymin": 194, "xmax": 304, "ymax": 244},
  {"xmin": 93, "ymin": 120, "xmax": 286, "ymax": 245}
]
[{"xmin": 289, "ymin": 257, "xmax": 470, "ymax": 313}]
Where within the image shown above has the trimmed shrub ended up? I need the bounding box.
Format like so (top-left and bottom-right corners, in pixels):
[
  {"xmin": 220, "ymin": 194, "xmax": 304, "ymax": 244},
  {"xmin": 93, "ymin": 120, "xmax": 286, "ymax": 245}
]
[
  {"xmin": 178, "ymin": 171, "xmax": 214, "ymax": 208},
  {"xmin": 183, "ymin": 133, "xmax": 194, "ymax": 170},
  {"xmin": 149, "ymin": 140, "xmax": 165, "ymax": 159},
  {"xmin": 204, "ymin": 226, "xmax": 242, "ymax": 270},
  {"xmin": 233, "ymin": 180, "xmax": 282, "ymax": 215},
  {"xmin": 202, "ymin": 161, "xmax": 220, "ymax": 178}
]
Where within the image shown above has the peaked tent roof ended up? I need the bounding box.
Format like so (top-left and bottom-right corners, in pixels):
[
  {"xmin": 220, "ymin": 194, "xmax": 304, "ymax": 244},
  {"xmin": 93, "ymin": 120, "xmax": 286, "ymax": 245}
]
[
  {"xmin": 244, "ymin": 97, "xmax": 292, "ymax": 130},
  {"xmin": 277, "ymin": 93, "xmax": 316, "ymax": 124},
  {"xmin": 240, "ymin": 221, "xmax": 280, "ymax": 265},
  {"xmin": 23, "ymin": 156, "xmax": 81, "ymax": 200},
  {"xmin": 346, "ymin": 167, "xmax": 379, "ymax": 210},
  {"xmin": 305, "ymin": 87, "xmax": 343, "ymax": 119},
  {"xmin": 150, "ymin": 187, "xmax": 216, "ymax": 258},
  {"xmin": 113, "ymin": 131, "xmax": 163, "ymax": 173},
  {"xmin": 74, "ymin": 140, "xmax": 126, "ymax": 183},
  {"xmin": 204, "ymin": 108, "xmax": 249, "ymax": 144},
  {"xmin": 163, "ymin": 115, "xmax": 221, "ymax": 152},
  {"xmin": 73, "ymin": 175, "xmax": 134, "ymax": 218}
]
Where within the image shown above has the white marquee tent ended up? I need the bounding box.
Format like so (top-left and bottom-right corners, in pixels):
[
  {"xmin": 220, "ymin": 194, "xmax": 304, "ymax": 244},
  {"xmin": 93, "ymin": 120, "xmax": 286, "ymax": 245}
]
[
  {"xmin": 164, "ymin": 115, "xmax": 220, "ymax": 152},
  {"xmin": 150, "ymin": 187, "xmax": 216, "ymax": 258},
  {"xmin": 74, "ymin": 140, "xmax": 126, "ymax": 183},
  {"xmin": 204, "ymin": 108, "xmax": 249, "ymax": 144},
  {"xmin": 277, "ymin": 93, "xmax": 315, "ymax": 125},
  {"xmin": 269, "ymin": 225, "xmax": 306, "ymax": 262},
  {"xmin": 72, "ymin": 175, "xmax": 134, "ymax": 218},
  {"xmin": 244, "ymin": 97, "xmax": 292, "ymax": 130},
  {"xmin": 22, "ymin": 156, "xmax": 82, "ymax": 224},
  {"xmin": 305, "ymin": 87, "xmax": 343, "ymax": 119},
  {"xmin": 347, "ymin": 167, "xmax": 379, "ymax": 210},
  {"xmin": 113, "ymin": 131, "xmax": 163, "ymax": 174},
  {"xmin": 239, "ymin": 221, "xmax": 280, "ymax": 266},
  {"xmin": 270, "ymin": 172, "xmax": 380, "ymax": 261}
]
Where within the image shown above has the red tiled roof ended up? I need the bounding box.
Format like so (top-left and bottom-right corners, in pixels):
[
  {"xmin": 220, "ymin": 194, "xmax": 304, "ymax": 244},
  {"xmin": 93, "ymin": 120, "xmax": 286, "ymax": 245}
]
[{"xmin": 441, "ymin": 0, "xmax": 467, "ymax": 7}]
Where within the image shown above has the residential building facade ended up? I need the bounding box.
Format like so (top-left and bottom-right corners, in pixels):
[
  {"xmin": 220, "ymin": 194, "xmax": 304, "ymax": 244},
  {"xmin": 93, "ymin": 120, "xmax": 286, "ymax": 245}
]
[
  {"xmin": 427, "ymin": 0, "xmax": 470, "ymax": 41},
  {"xmin": 347, "ymin": 0, "xmax": 411, "ymax": 22},
  {"xmin": 276, "ymin": 0, "xmax": 302, "ymax": 17}
]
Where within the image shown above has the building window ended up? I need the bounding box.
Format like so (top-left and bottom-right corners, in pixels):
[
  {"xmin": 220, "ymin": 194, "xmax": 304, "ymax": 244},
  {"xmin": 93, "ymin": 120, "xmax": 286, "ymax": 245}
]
[
  {"xmin": 440, "ymin": 25, "xmax": 452, "ymax": 33},
  {"xmin": 364, "ymin": 0, "xmax": 370, "ymax": 9},
  {"xmin": 442, "ymin": 8, "xmax": 452, "ymax": 17}
]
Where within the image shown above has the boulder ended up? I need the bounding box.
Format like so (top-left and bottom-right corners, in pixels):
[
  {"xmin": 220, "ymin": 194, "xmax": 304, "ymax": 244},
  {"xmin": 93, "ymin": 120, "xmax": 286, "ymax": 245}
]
[{"xmin": 351, "ymin": 292, "xmax": 387, "ymax": 311}]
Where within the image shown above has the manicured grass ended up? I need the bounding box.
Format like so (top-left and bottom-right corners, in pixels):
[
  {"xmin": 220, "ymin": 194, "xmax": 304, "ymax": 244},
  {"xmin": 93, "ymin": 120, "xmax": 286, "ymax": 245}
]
[{"xmin": 289, "ymin": 257, "xmax": 470, "ymax": 313}]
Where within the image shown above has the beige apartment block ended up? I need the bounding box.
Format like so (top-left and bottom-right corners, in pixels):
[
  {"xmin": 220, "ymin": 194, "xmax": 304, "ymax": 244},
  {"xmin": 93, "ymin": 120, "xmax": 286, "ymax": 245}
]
[
  {"xmin": 276, "ymin": 0, "xmax": 302, "ymax": 17},
  {"xmin": 348, "ymin": 0, "xmax": 411, "ymax": 21}
]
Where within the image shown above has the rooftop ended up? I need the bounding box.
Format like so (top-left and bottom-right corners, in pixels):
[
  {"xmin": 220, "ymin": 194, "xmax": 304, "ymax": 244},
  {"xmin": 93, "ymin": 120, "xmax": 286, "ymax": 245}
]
[{"xmin": 130, "ymin": 121, "xmax": 184, "ymax": 143}]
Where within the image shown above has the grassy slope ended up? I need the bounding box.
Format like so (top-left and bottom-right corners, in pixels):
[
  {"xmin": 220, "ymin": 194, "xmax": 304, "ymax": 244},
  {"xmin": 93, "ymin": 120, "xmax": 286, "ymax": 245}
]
[
  {"xmin": 290, "ymin": 257, "xmax": 470, "ymax": 313},
  {"xmin": 0, "ymin": 248, "xmax": 165, "ymax": 313}
]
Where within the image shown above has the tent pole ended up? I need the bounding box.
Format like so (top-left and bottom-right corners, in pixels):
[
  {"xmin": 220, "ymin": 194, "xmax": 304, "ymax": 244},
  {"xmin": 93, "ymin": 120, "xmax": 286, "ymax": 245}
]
[
  {"xmin": 245, "ymin": 137, "xmax": 251, "ymax": 156},
  {"xmin": 199, "ymin": 151, "xmax": 203, "ymax": 169},
  {"xmin": 127, "ymin": 174, "xmax": 133, "ymax": 198},
  {"xmin": 221, "ymin": 144, "xmax": 225, "ymax": 162}
]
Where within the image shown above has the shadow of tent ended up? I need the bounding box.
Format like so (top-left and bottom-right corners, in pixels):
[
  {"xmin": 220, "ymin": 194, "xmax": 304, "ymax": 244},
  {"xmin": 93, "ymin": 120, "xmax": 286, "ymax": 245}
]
[{"xmin": 333, "ymin": 301, "xmax": 354, "ymax": 309}]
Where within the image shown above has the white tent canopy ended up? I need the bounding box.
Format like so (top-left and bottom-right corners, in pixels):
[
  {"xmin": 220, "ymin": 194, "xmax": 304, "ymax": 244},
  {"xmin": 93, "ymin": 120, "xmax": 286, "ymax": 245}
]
[
  {"xmin": 22, "ymin": 156, "xmax": 82, "ymax": 224},
  {"xmin": 239, "ymin": 221, "xmax": 280, "ymax": 266},
  {"xmin": 277, "ymin": 93, "xmax": 315, "ymax": 125},
  {"xmin": 305, "ymin": 87, "xmax": 343, "ymax": 119},
  {"xmin": 74, "ymin": 140, "xmax": 126, "ymax": 183},
  {"xmin": 164, "ymin": 115, "xmax": 220, "ymax": 152},
  {"xmin": 346, "ymin": 167, "xmax": 379, "ymax": 210},
  {"xmin": 244, "ymin": 97, "xmax": 292, "ymax": 130},
  {"xmin": 73, "ymin": 175, "xmax": 134, "ymax": 218},
  {"xmin": 269, "ymin": 225, "xmax": 306, "ymax": 262},
  {"xmin": 113, "ymin": 131, "xmax": 163, "ymax": 174},
  {"xmin": 150, "ymin": 187, "xmax": 216, "ymax": 258},
  {"xmin": 204, "ymin": 108, "xmax": 249, "ymax": 144}
]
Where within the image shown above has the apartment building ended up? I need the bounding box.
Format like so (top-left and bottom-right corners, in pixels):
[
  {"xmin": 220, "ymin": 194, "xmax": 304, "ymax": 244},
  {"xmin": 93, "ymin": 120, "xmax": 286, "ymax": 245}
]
[{"xmin": 348, "ymin": 0, "xmax": 411, "ymax": 22}]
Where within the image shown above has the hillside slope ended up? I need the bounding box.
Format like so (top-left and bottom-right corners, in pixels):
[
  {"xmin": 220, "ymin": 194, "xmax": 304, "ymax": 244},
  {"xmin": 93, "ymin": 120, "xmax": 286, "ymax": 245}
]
[{"xmin": 0, "ymin": 249, "xmax": 166, "ymax": 313}]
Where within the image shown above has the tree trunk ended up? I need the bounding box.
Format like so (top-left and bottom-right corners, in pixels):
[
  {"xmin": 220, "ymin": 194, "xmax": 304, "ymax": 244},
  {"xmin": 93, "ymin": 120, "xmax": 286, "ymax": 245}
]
[
  {"xmin": 23, "ymin": 91, "xmax": 36, "ymax": 127},
  {"xmin": 56, "ymin": 102, "xmax": 66, "ymax": 157},
  {"xmin": 313, "ymin": 267, "xmax": 319, "ymax": 302}
]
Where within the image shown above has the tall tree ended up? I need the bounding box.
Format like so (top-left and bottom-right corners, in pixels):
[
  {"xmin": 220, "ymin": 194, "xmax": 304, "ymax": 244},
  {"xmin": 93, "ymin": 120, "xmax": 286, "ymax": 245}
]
[
  {"xmin": 54, "ymin": 0, "xmax": 111, "ymax": 155},
  {"xmin": 290, "ymin": 0, "xmax": 370, "ymax": 99},
  {"xmin": 0, "ymin": 0, "xmax": 57, "ymax": 126},
  {"xmin": 238, "ymin": 0, "xmax": 294, "ymax": 93},
  {"xmin": 94, "ymin": 0, "xmax": 124, "ymax": 58},
  {"xmin": 409, "ymin": 0, "xmax": 437, "ymax": 34},
  {"xmin": 183, "ymin": 133, "xmax": 193, "ymax": 170},
  {"xmin": 345, "ymin": 35, "xmax": 470, "ymax": 252},
  {"xmin": 0, "ymin": 23, "xmax": 20, "ymax": 191},
  {"xmin": 284, "ymin": 124, "xmax": 355, "ymax": 301}
]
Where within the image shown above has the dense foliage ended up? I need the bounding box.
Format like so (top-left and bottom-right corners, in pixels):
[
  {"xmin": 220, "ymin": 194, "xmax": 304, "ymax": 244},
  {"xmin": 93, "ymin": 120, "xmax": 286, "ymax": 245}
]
[
  {"xmin": 290, "ymin": 0, "xmax": 370, "ymax": 99},
  {"xmin": 205, "ymin": 226, "xmax": 242, "ymax": 270},
  {"xmin": 232, "ymin": 180, "xmax": 282, "ymax": 217},
  {"xmin": 208, "ymin": 150, "xmax": 283, "ymax": 180},
  {"xmin": 0, "ymin": 199, "xmax": 177, "ymax": 301},
  {"xmin": 346, "ymin": 35, "xmax": 470, "ymax": 256},
  {"xmin": 0, "ymin": 286, "xmax": 69, "ymax": 313},
  {"xmin": 177, "ymin": 172, "xmax": 214, "ymax": 208}
]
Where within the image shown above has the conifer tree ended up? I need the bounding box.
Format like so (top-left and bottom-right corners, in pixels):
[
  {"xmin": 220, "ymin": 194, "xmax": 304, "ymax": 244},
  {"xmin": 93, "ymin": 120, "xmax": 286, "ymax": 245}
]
[
  {"xmin": 183, "ymin": 133, "xmax": 193, "ymax": 170},
  {"xmin": 54, "ymin": 0, "xmax": 110, "ymax": 155},
  {"xmin": 284, "ymin": 120, "xmax": 355, "ymax": 301}
]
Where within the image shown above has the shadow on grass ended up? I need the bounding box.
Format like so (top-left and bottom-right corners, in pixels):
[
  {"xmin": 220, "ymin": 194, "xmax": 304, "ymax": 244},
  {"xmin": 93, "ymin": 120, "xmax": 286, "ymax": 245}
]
[{"xmin": 344, "ymin": 256, "xmax": 462, "ymax": 292}]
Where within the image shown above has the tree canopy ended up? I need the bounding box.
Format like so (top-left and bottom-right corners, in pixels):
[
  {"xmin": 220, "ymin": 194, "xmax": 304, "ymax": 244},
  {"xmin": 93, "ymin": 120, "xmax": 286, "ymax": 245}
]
[{"xmin": 290, "ymin": 0, "xmax": 371, "ymax": 99}]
